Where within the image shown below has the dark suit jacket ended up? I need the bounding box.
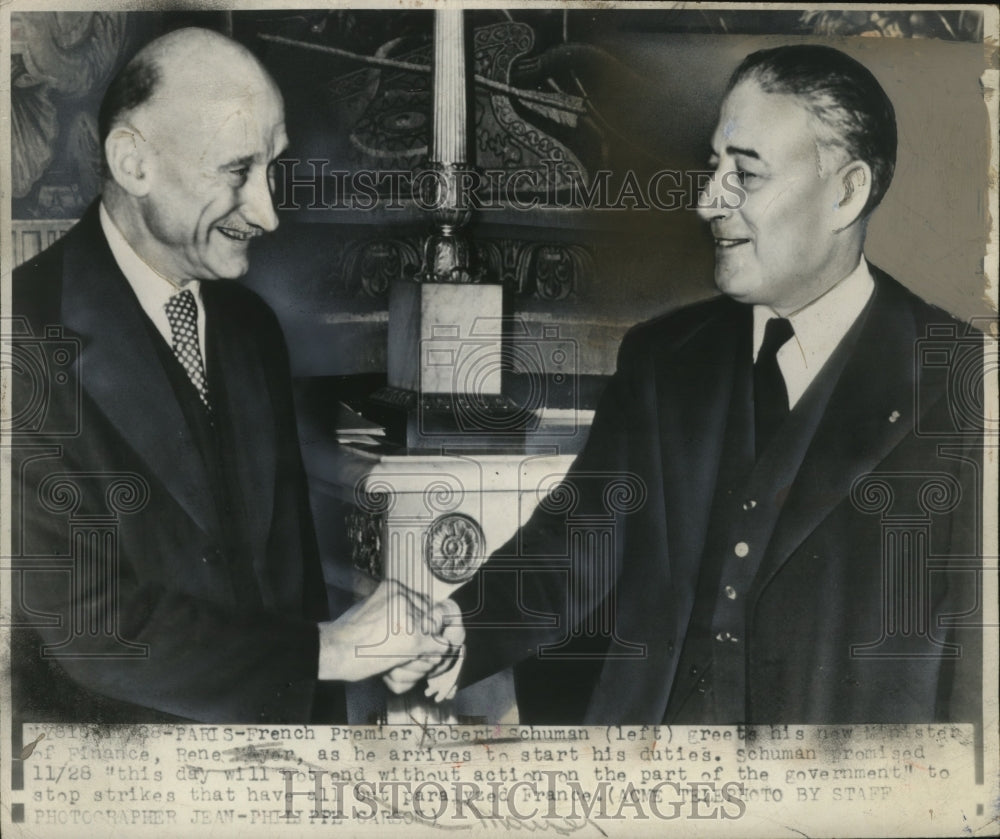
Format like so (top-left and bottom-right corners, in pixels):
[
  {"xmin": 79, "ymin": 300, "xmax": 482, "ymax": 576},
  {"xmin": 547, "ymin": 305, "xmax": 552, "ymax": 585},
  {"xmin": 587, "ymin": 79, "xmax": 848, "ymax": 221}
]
[
  {"xmin": 457, "ymin": 269, "xmax": 983, "ymax": 724},
  {"xmin": 10, "ymin": 203, "xmax": 343, "ymax": 724}
]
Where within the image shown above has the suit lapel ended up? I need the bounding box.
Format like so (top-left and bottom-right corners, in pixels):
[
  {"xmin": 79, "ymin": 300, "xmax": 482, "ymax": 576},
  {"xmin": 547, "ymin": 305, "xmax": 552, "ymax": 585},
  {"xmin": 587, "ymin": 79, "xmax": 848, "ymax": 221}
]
[
  {"xmin": 60, "ymin": 206, "xmax": 219, "ymax": 538},
  {"xmin": 756, "ymin": 274, "xmax": 921, "ymax": 589},
  {"xmin": 202, "ymin": 284, "xmax": 276, "ymax": 576},
  {"xmin": 658, "ymin": 300, "xmax": 752, "ymax": 587},
  {"xmin": 586, "ymin": 301, "xmax": 750, "ymax": 722}
]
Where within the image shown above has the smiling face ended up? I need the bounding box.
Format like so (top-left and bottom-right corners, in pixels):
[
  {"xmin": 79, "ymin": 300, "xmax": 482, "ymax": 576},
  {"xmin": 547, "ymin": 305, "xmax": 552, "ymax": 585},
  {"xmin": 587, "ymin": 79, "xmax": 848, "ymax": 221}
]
[
  {"xmin": 697, "ymin": 80, "xmax": 859, "ymax": 314},
  {"xmin": 114, "ymin": 40, "xmax": 288, "ymax": 284}
]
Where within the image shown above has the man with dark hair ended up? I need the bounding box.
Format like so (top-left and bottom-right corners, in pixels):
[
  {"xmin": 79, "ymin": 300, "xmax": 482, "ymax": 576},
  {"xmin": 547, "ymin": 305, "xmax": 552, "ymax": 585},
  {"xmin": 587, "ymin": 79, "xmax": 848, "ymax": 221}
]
[
  {"xmin": 10, "ymin": 27, "xmax": 457, "ymax": 724},
  {"xmin": 725, "ymin": 44, "xmax": 897, "ymax": 219},
  {"xmin": 455, "ymin": 44, "xmax": 983, "ymax": 725}
]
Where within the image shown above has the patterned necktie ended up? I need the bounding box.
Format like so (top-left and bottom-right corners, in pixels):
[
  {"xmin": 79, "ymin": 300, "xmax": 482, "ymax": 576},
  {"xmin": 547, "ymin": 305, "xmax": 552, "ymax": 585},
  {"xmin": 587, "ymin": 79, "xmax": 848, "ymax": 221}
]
[
  {"xmin": 753, "ymin": 317, "xmax": 794, "ymax": 458},
  {"xmin": 165, "ymin": 289, "xmax": 211, "ymax": 410}
]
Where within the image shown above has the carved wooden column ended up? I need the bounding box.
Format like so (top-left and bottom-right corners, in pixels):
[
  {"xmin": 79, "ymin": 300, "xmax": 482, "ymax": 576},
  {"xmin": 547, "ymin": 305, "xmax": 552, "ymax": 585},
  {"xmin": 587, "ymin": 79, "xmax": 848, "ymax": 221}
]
[{"xmin": 372, "ymin": 8, "xmax": 518, "ymax": 449}]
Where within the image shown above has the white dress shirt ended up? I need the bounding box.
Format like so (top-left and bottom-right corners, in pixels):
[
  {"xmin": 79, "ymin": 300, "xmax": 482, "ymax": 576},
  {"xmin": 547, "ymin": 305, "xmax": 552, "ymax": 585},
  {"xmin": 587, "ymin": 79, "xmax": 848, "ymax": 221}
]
[
  {"xmin": 99, "ymin": 202, "xmax": 207, "ymax": 362},
  {"xmin": 752, "ymin": 258, "xmax": 875, "ymax": 408}
]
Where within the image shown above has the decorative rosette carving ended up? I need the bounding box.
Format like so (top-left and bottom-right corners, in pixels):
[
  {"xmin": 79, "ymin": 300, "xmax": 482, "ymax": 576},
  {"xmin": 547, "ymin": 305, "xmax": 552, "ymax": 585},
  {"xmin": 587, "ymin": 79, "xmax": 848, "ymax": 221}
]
[{"xmin": 424, "ymin": 513, "xmax": 485, "ymax": 583}]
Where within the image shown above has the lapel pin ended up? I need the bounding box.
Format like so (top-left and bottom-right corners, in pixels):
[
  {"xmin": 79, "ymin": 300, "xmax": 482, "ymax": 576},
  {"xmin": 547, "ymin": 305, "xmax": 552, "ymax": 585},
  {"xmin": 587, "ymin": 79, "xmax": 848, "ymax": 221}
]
[{"xmin": 888, "ymin": 410, "xmax": 900, "ymax": 423}]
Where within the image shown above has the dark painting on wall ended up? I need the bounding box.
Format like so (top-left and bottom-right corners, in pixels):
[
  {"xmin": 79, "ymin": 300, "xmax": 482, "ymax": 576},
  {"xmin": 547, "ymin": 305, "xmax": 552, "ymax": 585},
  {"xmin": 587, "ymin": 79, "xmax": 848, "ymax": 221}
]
[{"xmin": 11, "ymin": 9, "xmax": 993, "ymax": 378}]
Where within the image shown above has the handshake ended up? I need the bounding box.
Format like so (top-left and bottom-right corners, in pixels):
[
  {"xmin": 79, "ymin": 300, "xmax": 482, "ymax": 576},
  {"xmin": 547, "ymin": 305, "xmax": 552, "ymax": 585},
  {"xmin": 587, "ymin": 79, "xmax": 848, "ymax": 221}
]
[{"xmin": 317, "ymin": 580, "xmax": 465, "ymax": 702}]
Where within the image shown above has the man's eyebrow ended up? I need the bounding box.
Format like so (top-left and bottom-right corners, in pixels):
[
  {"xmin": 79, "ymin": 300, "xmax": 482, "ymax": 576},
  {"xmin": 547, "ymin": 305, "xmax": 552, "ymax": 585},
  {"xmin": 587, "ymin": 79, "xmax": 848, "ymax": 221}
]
[
  {"xmin": 219, "ymin": 155, "xmax": 255, "ymax": 170},
  {"xmin": 725, "ymin": 145, "xmax": 761, "ymax": 161}
]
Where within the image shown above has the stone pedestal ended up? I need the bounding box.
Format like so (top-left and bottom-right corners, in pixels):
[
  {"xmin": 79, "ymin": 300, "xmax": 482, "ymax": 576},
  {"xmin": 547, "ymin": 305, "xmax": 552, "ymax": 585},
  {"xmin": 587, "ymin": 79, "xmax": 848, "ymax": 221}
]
[
  {"xmin": 373, "ymin": 279, "xmax": 531, "ymax": 447},
  {"xmin": 387, "ymin": 279, "xmax": 503, "ymax": 394},
  {"xmin": 303, "ymin": 433, "xmax": 578, "ymax": 724}
]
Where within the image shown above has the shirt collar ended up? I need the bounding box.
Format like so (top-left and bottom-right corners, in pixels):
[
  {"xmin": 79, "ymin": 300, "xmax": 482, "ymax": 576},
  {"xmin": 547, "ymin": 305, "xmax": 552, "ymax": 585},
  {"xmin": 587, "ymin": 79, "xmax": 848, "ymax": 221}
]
[
  {"xmin": 99, "ymin": 201, "xmax": 201, "ymax": 311},
  {"xmin": 752, "ymin": 257, "xmax": 875, "ymax": 367}
]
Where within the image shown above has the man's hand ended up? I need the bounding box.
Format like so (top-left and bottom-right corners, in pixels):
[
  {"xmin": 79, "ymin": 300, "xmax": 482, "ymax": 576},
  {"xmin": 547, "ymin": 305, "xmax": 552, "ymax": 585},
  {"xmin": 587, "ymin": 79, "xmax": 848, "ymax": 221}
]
[
  {"xmin": 383, "ymin": 597, "xmax": 465, "ymax": 701},
  {"xmin": 317, "ymin": 579, "xmax": 453, "ymax": 683}
]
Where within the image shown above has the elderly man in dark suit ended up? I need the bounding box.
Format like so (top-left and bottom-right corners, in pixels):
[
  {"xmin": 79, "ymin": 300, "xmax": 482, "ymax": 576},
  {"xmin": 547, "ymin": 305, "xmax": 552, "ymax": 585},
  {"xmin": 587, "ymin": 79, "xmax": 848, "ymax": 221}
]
[
  {"xmin": 456, "ymin": 45, "xmax": 984, "ymax": 725},
  {"xmin": 10, "ymin": 27, "xmax": 457, "ymax": 724}
]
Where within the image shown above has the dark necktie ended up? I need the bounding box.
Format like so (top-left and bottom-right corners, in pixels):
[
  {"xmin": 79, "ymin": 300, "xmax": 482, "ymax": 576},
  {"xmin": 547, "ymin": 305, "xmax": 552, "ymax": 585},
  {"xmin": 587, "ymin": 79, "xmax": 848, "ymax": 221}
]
[
  {"xmin": 165, "ymin": 289, "xmax": 212, "ymax": 410},
  {"xmin": 754, "ymin": 317, "xmax": 794, "ymax": 458}
]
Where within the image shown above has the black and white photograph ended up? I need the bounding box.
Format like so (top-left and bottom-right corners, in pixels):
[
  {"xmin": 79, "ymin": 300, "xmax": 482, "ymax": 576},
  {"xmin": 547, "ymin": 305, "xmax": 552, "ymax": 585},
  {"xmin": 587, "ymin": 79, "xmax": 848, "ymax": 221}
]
[{"xmin": 1, "ymin": 2, "xmax": 997, "ymax": 836}]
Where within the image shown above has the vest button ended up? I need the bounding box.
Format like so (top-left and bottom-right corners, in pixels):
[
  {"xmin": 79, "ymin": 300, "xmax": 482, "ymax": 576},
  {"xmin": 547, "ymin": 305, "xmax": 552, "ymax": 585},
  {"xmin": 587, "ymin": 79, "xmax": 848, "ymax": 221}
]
[
  {"xmin": 734, "ymin": 541, "xmax": 750, "ymax": 558},
  {"xmin": 742, "ymin": 499, "xmax": 757, "ymax": 511},
  {"xmin": 724, "ymin": 585, "xmax": 737, "ymax": 600}
]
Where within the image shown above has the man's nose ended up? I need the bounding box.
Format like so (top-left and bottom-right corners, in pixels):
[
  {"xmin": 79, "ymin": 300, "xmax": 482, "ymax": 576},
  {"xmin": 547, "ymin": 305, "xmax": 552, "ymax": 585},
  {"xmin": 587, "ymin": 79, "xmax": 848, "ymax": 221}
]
[
  {"xmin": 242, "ymin": 168, "xmax": 279, "ymax": 233},
  {"xmin": 695, "ymin": 169, "xmax": 732, "ymax": 223}
]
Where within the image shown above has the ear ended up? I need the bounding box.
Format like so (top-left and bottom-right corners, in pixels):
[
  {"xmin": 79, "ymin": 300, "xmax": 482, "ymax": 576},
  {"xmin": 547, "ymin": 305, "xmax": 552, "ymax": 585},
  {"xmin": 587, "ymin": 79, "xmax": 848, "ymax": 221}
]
[
  {"xmin": 104, "ymin": 126, "xmax": 151, "ymax": 197},
  {"xmin": 833, "ymin": 160, "xmax": 872, "ymax": 231}
]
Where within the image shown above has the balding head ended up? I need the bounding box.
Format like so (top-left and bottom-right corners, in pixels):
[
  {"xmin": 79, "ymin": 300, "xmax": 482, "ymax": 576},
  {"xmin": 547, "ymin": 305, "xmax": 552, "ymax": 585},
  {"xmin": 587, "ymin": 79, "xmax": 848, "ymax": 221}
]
[
  {"xmin": 99, "ymin": 28, "xmax": 280, "ymax": 166},
  {"xmin": 100, "ymin": 28, "xmax": 287, "ymax": 282}
]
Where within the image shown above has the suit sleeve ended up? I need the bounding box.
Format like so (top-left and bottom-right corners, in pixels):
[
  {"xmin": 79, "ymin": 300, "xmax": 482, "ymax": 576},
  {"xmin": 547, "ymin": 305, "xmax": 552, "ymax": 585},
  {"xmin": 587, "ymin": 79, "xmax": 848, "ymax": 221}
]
[
  {"xmin": 259, "ymin": 300, "xmax": 330, "ymax": 626},
  {"xmin": 454, "ymin": 326, "xmax": 651, "ymax": 686}
]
